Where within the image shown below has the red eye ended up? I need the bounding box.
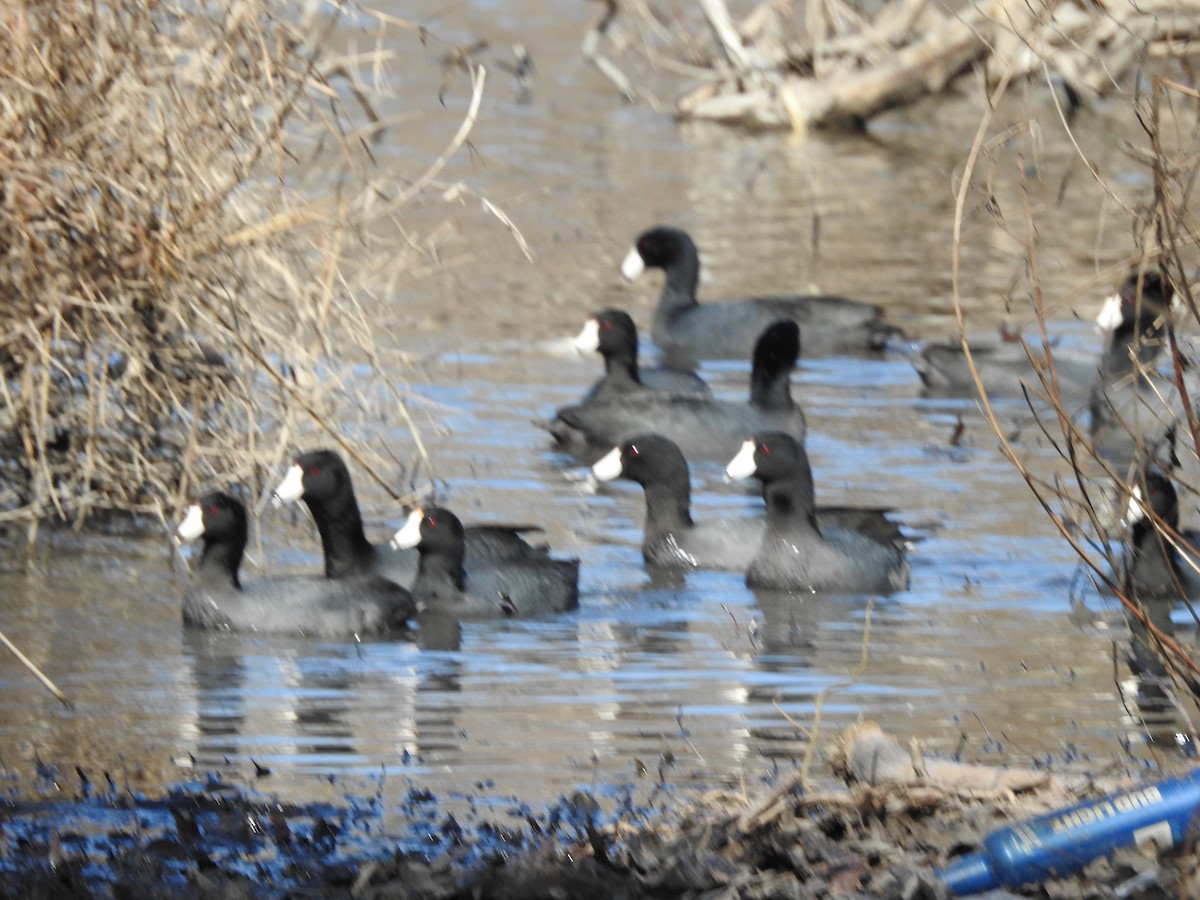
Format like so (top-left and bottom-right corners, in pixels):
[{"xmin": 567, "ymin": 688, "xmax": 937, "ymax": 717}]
[
  {"xmin": 427, "ymin": 516, "xmax": 437, "ymax": 528},
  {"xmin": 760, "ymin": 443, "xmax": 770, "ymax": 455},
  {"xmin": 208, "ymin": 505, "xmax": 218, "ymax": 515},
  {"xmin": 602, "ymin": 320, "xmax": 613, "ymax": 331},
  {"xmin": 628, "ymin": 444, "xmax": 640, "ymax": 457},
  {"xmin": 309, "ymin": 466, "xmax": 320, "ymax": 476}
]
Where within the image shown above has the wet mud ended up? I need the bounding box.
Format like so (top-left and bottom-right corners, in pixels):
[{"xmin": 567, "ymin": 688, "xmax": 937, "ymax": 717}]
[{"xmin": 4, "ymin": 756, "xmax": 1198, "ymax": 899}]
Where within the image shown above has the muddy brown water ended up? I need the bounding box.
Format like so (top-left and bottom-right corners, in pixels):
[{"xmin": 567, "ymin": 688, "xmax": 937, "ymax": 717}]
[{"xmin": 0, "ymin": 2, "xmax": 1193, "ymax": 832}]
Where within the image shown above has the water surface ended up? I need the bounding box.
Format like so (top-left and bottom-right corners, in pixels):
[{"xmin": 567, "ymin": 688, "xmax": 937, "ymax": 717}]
[{"xmin": 0, "ymin": 1, "xmax": 1190, "ymax": 818}]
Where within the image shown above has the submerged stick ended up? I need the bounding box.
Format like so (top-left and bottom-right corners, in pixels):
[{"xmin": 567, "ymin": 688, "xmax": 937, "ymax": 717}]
[{"xmin": 0, "ymin": 629, "xmax": 72, "ymax": 709}]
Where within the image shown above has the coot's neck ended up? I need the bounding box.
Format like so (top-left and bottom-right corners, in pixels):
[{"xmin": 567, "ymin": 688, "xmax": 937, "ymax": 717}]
[
  {"xmin": 197, "ymin": 537, "xmax": 244, "ymax": 590},
  {"xmin": 750, "ymin": 364, "xmax": 793, "ymax": 409},
  {"xmin": 414, "ymin": 543, "xmax": 466, "ymax": 593},
  {"xmin": 1130, "ymin": 516, "xmax": 1157, "ymax": 557},
  {"xmin": 748, "ymin": 323, "xmax": 798, "ymax": 410},
  {"xmin": 602, "ymin": 344, "xmax": 643, "ymax": 390},
  {"xmin": 656, "ymin": 245, "xmax": 701, "ymax": 316},
  {"xmin": 1101, "ymin": 311, "xmax": 1167, "ymax": 381},
  {"xmin": 763, "ymin": 478, "xmax": 820, "ymax": 537},
  {"xmin": 305, "ymin": 489, "xmax": 376, "ymax": 578},
  {"xmin": 641, "ymin": 476, "xmax": 694, "ymax": 541},
  {"xmin": 1126, "ymin": 517, "xmax": 1183, "ymax": 596}
]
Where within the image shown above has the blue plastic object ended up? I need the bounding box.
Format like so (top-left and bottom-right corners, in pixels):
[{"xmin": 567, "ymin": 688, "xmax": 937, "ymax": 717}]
[{"xmin": 936, "ymin": 767, "xmax": 1200, "ymax": 895}]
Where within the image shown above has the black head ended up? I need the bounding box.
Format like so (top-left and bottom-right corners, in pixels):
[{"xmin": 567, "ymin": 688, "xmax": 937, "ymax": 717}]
[
  {"xmin": 178, "ymin": 491, "xmax": 250, "ymax": 584},
  {"xmin": 191, "ymin": 491, "xmax": 249, "ymax": 546},
  {"xmin": 746, "ymin": 432, "xmax": 808, "ymax": 484},
  {"xmin": 726, "ymin": 432, "xmax": 813, "ymax": 500},
  {"xmin": 632, "ymin": 226, "xmax": 694, "ymax": 270},
  {"xmin": 752, "ymin": 320, "xmax": 801, "ymax": 375},
  {"xmin": 1116, "ymin": 269, "xmax": 1172, "ymax": 331},
  {"xmin": 623, "ymin": 435, "xmax": 688, "ymax": 487},
  {"xmin": 740, "ymin": 432, "xmax": 818, "ymax": 525},
  {"xmin": 1130, "ymin": 469, "xmax": 1180, "ymax": 536},
  {"xmin": 292, "ymin": 449, "xmax": 353, "ymax": 504},
  {"xmin": 395, "ymin": 505, "xmax": 466, "ymax": 555},
  {"xmin": 592, "ymin": 309, "xmax": 640, "ymax": 357},
  {"xmin": 592, "ymin": 434, "xmax": 688, "ymax": 489}
]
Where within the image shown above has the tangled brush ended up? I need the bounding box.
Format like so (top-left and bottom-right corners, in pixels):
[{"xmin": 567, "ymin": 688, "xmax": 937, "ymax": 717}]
[{"xmin": 0, "ymin": 1, "xmax": 472, "ymax": 541}]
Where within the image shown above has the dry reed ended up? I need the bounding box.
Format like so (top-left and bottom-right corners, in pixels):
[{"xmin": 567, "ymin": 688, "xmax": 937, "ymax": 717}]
[
  {"xmin": 953, "ymin": 71, "xmax": 1200, "ymax": 724},
  {"xmin": 0, "ymin": 2, "xmax": 490, "ymax": 543}
]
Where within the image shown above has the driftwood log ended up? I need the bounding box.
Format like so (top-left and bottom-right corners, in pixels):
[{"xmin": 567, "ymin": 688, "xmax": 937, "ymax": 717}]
[
  {"xmin": 831, "ymin": 722, "xmax": 1054, "ymax": 799},
  {"xmin": 598, "ymin": 0, "xmax": 1200, "ymax": 131}
]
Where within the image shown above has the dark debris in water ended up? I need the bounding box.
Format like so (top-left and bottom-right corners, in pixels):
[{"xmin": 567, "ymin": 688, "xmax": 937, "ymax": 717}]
[{"xmin": 2, "ymin": 766, "xmax": 1200, "ymax": 898}]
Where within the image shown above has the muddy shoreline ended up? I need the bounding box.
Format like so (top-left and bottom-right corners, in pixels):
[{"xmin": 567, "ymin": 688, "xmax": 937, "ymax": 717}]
[{"xmin": 4, "ymin": 747, "xmax": 1197, "ymax": 899}]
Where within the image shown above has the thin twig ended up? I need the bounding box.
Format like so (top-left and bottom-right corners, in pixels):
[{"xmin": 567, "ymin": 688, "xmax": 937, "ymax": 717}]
[
  {"xmin": 385, "ymin": 65, "xmax": 487, "ymax": 213},
  {"xmin": 0, "ymin": 630, "xmax": 72, "ymax": 709}
]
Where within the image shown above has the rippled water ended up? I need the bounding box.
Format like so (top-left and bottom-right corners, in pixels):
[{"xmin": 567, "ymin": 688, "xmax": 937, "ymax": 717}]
[{"xmin": 0, "ymin": 1, "xmax": 1192, "ymax": 816}]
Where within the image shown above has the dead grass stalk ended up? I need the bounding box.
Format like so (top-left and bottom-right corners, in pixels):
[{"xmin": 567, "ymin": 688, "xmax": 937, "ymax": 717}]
[
  {"xmin": 956, "ymin": 68, "xmax": 1200, "ymax": 733},
  {"xmin": 0, "ymin": 2, "xmax": 497, "ymax": 543}
]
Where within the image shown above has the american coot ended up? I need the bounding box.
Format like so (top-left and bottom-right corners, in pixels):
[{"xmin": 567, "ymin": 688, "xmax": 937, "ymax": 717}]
[
  {"xmin": 591, "ymin": 434, "xmax": 765, "ymax": 570},
  {"xmin": 574, "ymin": 308, "xmax": 710, "ymax": 402},
  {"xmin": 176, "ymin": 492, "xmax": 416, "ymax": 635},
  {"xmin": 391, "ymin": 506, "xmax": 580, "ymax": 617},
  {"xmin": 271, "ymin": 449, "xmax": 544, "ymax": 585},
  {"xmin": 914, "ymin": 331, "xmax": 1103, "ymax": 400},
  {"xmin": 621, "ymin": 225, "xmax": 896, "ymax": 363},
  {"xmin": 1086, "ymin": 270, "xmax": 1180, "ymax": 462},
  {"xmin": 1120, "ymin": 469, "xmax": 1200, "ymax": 600},
  {"xmin": 548, "ymin": 319, "xmax": 805, "ymax": 464},
  {"xmin": 724, "ymin": 432, "xmax": 909, "ymax": 594},
  {"xmin": 589, "ymin": 432, "xmax": 884, "ymax": 573},
  {"xmin": 915, "ymin": 270, "xmax": 1173, "ymax": 406},
  {"xmin": 1112, "ymin": 469, "xmax": 1200, "ymax": 710}
]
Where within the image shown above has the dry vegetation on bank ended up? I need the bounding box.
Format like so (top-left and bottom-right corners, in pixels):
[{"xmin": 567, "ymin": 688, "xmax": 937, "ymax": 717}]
[{"xmin": 0, "ymin": 1, "xmax": 493, "ymax": 542}]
